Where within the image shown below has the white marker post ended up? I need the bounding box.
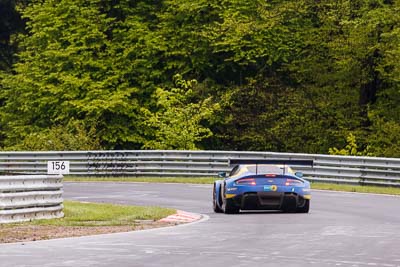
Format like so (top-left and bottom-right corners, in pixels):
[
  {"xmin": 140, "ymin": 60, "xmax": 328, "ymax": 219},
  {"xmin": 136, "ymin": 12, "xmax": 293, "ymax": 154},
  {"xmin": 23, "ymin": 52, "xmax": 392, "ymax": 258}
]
[{"xmin": 47, "ymin": 161, "xmax": 70, "ymax": 175}]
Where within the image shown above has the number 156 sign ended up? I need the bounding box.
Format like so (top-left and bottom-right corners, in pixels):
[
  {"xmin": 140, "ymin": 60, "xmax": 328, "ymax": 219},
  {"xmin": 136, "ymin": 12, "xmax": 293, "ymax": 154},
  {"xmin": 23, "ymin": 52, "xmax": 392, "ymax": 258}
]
[{"xmin": 47, "ymin": 161, "xmax": 70, "ymax": 174}]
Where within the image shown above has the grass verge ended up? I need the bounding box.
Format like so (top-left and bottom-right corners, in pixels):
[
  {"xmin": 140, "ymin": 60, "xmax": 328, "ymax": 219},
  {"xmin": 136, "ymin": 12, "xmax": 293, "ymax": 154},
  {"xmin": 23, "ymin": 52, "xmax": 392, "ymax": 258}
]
[
  {"xmin": 311, "ymin": 182, "xmax": 400, "ymax": 196},
  {"xmin": 35, "ymin": 200, "xmax": 176, "ymax": 226},
  {"xmin": 65, "ymin": 176, "xmax": 220, "ymax": 184},
  {"xmin": 0, "ymin": 201, "xmax": 176, "ymax": 243},
  {"xmin": 65, "ymin": 176, "xmax": 400, "ymax": 196}
]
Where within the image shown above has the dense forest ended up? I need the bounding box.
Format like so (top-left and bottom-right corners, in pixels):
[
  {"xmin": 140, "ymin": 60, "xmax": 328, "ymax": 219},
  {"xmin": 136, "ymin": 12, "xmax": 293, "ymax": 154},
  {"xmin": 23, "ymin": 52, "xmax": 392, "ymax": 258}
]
[{"xmin": 0, "ymin": 0, "xmax": 399, "ymax": 156}]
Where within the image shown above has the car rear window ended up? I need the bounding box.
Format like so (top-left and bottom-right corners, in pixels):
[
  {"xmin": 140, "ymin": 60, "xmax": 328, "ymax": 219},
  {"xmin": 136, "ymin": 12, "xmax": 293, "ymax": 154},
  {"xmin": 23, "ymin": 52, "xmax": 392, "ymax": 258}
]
[{"xmin": 246, "ymin": 165, "xmax": 294, "ymax": 174}]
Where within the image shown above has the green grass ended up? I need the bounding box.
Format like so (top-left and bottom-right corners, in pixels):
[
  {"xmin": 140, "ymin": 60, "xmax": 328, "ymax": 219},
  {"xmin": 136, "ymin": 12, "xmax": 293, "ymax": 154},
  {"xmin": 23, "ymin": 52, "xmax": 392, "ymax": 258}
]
[
  {"xmin": 310, "ymin": 182, "xmax": 400, "ymax": 196},
  {"xmin": 27, "ymin": 200, "xmax": 176, "ymax": 227},
  {"xmin": 65, "ymin": 176, "xmax": 220, "ymax": 184},
  {"xmin": 65, "ymin": 176, "xmax": 400, "ymax": 196}
]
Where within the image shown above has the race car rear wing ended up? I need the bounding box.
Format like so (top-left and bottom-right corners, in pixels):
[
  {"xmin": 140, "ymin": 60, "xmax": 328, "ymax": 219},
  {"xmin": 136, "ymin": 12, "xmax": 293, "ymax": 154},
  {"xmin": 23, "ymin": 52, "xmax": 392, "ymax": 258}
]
[
  {"xmin": 228, "ymin": 159, "xmax": 313, "ymax": 176},
  {"xmin": 229, "ymin": 159, "xmax": 314, "ymax": 166}
]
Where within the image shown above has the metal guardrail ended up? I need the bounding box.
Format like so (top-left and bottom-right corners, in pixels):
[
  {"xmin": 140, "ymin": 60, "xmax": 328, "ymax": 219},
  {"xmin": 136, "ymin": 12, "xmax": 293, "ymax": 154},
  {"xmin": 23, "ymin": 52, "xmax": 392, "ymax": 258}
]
[
  {"xmin": 0, "ymin": 175, "xmax": 63, "ymax": 223},
  {"xmin": 0, "ymin": 150, "xmax": 400, "ymax": 187}
]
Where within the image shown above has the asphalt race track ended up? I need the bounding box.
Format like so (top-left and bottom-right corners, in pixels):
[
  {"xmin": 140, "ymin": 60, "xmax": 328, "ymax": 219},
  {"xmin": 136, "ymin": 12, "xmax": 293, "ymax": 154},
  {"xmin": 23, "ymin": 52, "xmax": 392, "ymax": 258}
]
[{"xmin": 1, "ymin": 182, "xmax": 400, "ymax": 267}]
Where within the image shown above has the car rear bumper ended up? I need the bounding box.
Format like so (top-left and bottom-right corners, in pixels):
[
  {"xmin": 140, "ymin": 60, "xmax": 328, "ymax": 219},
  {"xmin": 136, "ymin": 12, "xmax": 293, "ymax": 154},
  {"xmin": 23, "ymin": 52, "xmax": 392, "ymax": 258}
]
[{"xmin": 230, "ymin": 192, "xmax": 308, "ymax": 211}]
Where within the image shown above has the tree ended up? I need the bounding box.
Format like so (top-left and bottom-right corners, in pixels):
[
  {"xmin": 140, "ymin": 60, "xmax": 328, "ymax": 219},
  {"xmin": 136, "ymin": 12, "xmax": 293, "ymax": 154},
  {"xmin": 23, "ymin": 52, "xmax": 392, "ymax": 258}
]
[
  {"xmin": 280, "ymin": 0, "xmax": 400, "ymax": 155},
  {"xmin": 203, "ymin": 0, "xmax": 341, "ymax": 152},
  {"xmin": 0, "ymin": 0, "xmax": 160, "ymax": 149},
  {"xmin": 1, "ymin": 0, "xmax": 400, "ymax": 156},
  {"xmin": 329, "ymin": 133, "xmax": 372, "ymax": 156},
  {"xmin": 0, "ymin": 0, "xmax": 25, "ymax": 72},
  {"xmin": 6, "ymin": 119, "xmax": 102, "ymax": 151},
  {"xmin": 143, "ymin": 75, "xmax": 219, "ymax": 150}
]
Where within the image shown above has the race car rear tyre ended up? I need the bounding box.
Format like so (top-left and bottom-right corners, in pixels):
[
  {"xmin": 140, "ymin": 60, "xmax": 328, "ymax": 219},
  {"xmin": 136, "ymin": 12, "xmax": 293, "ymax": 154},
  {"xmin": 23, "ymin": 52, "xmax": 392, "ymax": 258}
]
[
  {"xmin": 223, "ymin": 199, "xmax": 240, "ymax": 214},
  {"xmin": 221, "ymin": 184, "xmax": 239, "ymax": 214},
  {"xmin": 213, "ymin": 184, "xmax": 223, "ymax": 213},
  {"xmin": 282, "ymin": 196, "xmax": 298, "ymax": 213},
  {"xmin": 296, "ymin": 200, "xmax": 310, "ymax": 213}
]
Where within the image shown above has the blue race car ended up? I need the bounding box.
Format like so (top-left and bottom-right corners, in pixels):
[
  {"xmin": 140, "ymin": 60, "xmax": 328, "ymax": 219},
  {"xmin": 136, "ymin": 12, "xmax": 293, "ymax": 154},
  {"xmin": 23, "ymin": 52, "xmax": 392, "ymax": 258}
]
[{"xmin": 213, "ymin": 159, "xmax": 313, "ymax": 214}]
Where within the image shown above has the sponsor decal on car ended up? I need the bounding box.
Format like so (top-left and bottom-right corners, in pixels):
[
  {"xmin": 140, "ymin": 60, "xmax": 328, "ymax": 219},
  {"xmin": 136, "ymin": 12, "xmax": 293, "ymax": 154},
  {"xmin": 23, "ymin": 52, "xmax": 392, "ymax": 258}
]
[{"xmin": 264, "ymin": 185, "xmax": 278, "ymax": 191}]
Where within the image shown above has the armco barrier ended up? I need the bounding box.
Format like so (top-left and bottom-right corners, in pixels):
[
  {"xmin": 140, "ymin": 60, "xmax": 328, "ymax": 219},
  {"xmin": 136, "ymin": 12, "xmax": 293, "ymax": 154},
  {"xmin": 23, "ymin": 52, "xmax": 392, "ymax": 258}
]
[
  {"xmin": 0, "ymin": 175, "xmax": 63, "ymax": 223},
  {"xmin": 0, "ymin": 150, "xmax": 400, "ymax": 187}
]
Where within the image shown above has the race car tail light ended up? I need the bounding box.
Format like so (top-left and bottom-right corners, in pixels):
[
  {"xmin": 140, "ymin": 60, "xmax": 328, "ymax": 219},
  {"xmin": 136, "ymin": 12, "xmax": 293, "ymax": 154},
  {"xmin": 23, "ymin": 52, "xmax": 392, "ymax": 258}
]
[
  {"xmin": 285, "ymin": 179, "xmax": 303, "ymax": 186},
  {"xmin": 236, "ymin": 178, "xmax": 257, "ymax": 185}
]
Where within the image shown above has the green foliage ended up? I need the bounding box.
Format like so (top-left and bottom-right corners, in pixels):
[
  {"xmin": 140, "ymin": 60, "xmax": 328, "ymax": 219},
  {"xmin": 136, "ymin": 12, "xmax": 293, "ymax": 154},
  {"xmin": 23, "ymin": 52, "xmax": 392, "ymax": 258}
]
[
  {"xmin": 0, "ymin": 0, "xmax": 167, "ymax": 149},
  {"xmin": 0, "ymin": 0, "xmax": 25, "ymax": 72},
  {"xmin": 143, "ymin": 75, "xmax": 219, "ymax": 150},
  {"xmin": 211, "ymin": 79, "xmax": 332, "ymax": 152},
  {"xmin": 365, "ymin": 115, "xmax": 400, "ymax": 157},
  {"xmin": 329, "ymin": 133, "xmax": 372, "ymax": 156},
  {"xmin": 1, "ymin": 0, "xmax": 400, "ymax": 156},
  {"xmin": 6, "ymin": 120, "xmax": 102, "ymax": 151}
]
